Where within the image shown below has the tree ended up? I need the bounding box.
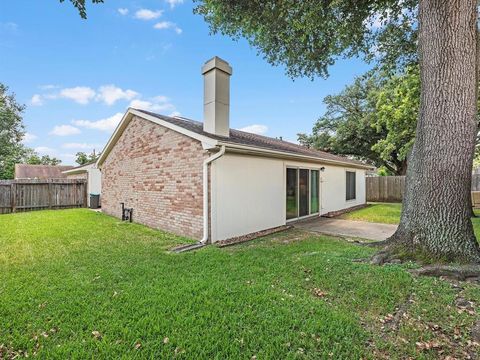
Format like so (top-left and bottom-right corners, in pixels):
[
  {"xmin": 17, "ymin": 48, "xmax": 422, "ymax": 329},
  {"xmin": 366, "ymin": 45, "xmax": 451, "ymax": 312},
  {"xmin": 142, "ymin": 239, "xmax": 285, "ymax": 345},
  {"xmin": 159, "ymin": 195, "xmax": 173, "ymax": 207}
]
[
  {"xmin": 24, "ymin": 152, "xmax": 62, "ymax": 166},
  {"xmin": 0, "ymin": 83, "xmax": 26, "ymax": 179},
  {"xmin": 371, "ymin": 66, "xmax": 419, "ymax": 174},
  {"xmin": 75, "ymin": 151, "xmax": 99, "ymax": 165},
  {"xmin": 195, "ymin": 0, "xmax": 480, "ymax": 263},
  {"xmin": 298, "ymin": 68, "xmax": 418, "ymax": 175},
  {"xmin": 59, "ymin": 0, "xmax": 103, "ymax": 19}
]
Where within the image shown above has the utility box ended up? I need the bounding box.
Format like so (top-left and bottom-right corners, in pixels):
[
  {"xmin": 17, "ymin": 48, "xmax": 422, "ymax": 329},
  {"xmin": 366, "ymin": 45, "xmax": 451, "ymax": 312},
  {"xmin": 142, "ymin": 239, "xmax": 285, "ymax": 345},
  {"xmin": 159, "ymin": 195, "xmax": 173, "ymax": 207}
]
[{"xmin": 90, "ymin": 194, "xmax": 100, "ymax": 209}]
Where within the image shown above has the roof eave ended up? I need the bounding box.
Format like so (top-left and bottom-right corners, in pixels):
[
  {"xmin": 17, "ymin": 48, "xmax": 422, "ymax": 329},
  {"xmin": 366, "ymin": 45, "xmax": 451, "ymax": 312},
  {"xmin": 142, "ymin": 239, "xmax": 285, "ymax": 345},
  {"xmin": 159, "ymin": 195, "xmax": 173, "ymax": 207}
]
[
  {"xmin": 96, "ymin": 108, "xmax": 219, "ymax": 167},
  {"xmin": 218, "ymin": 141, "xmax": 374, "ymax": 170}
]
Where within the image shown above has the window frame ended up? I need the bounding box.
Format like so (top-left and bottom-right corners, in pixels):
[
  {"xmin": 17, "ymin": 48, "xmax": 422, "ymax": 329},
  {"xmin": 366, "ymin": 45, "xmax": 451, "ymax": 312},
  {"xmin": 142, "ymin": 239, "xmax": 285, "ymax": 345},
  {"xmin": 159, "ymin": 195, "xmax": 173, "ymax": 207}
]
[
  {"xmin": 345, "ymin": 170, "xmax": 356, "ymax": 201},
  {"xmin": 286, "ymin": 166, "xmax": 321, "ymax": 222}
]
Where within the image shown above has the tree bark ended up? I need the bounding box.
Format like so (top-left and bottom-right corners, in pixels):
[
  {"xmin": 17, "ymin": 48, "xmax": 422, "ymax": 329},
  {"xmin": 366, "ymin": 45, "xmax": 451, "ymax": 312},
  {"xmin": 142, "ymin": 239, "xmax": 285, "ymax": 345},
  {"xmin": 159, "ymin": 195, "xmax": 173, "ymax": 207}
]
[{"xmin": 388, "ymin": 0, "xmax": 480, "ymax": 263}]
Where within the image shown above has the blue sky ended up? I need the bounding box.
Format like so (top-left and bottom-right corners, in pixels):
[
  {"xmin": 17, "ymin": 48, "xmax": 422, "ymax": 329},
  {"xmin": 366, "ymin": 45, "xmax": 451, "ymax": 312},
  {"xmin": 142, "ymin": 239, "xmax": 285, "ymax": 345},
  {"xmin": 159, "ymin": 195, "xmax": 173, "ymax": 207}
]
[{"xmin": 0, "ymin": 0, "xmax": 371, "ymax": 165}]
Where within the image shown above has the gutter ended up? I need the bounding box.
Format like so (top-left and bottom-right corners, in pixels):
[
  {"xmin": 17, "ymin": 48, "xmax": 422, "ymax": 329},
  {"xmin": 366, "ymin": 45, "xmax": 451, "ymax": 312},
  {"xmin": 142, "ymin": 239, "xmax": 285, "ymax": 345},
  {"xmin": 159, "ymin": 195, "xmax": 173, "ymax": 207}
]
[{"xmin": 201, "ymin": 145, "xmax": 226, "ymax": 243}]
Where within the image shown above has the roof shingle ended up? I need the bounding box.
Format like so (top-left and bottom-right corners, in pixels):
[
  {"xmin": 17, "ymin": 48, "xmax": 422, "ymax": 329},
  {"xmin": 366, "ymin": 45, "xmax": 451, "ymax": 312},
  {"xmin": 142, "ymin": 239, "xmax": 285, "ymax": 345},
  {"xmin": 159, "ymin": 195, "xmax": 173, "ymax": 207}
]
[
  {"xmin": 14, "ymin": 164, "xmax": 74, "ymax": 179},
  {"xmin": 137, "ymin": 109, "xmax": 370, "ymax": 168}
]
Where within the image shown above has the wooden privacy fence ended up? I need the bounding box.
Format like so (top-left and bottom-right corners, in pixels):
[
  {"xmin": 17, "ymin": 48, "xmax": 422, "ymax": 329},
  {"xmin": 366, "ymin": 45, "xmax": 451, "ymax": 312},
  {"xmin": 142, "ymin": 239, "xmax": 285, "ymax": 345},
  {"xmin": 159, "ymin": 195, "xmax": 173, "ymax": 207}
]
[
  {"xmin": 367, "ymin": 176, "xmax": 480, "ymax": 206},
  {"xmin": 366, "ymin": 176, "xmax": 405, "ymax": 202},
  {"xmin": 0, "ymin": 179, "xmax": 87, "ymax": 214},
  {"xmin": 472, "ymin": 174, "xmax": 480, "ymax": 191}
]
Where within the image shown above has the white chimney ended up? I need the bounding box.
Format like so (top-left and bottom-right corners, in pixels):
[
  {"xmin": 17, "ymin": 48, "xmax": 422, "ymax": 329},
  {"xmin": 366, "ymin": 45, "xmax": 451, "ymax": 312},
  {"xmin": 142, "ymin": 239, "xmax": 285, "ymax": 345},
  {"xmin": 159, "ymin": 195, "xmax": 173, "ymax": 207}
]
[{"xmin": 202, "ymin": 56, "xmax": 232, "ymax": 137}]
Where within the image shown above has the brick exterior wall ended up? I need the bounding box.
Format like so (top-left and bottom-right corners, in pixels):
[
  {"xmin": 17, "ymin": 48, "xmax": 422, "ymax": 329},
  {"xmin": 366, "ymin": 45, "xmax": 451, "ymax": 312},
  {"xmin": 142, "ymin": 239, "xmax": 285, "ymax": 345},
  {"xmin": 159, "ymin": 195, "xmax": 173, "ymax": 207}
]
[{"xmin": 101, "ymin": 116, "xmax": 207, "ymax": 240}]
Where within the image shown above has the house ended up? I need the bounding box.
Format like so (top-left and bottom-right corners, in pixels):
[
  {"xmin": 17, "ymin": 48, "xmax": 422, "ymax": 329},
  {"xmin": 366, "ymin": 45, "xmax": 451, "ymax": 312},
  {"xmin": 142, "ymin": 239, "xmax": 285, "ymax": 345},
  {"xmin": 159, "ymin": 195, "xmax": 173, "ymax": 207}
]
[
  {"xmin": 15, "ymin": 164, "xmax": 74, "ymax": 179},
  {"xmin": 96, "ymin": 57, "xmax": 372, "ymax": 243},
  {"xmin": 63, "ymin": 162, "xmax": 102, "ymax": 207}
]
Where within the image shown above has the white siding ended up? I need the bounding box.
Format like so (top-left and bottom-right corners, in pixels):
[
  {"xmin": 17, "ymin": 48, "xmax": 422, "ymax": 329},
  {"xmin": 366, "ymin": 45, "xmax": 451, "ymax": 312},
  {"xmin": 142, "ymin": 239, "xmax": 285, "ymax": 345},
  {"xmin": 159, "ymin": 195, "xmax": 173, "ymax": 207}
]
[
  {"xmin": 88, "ymin": 167, "xmax": 102, "ymax": 195},
  {"xmin": 211, "ymin": 154, "xmax": 285, "ymax": 241},
  {"xmin": 210, "ymin": 153, "xmax": 367, "ymax": 242}
]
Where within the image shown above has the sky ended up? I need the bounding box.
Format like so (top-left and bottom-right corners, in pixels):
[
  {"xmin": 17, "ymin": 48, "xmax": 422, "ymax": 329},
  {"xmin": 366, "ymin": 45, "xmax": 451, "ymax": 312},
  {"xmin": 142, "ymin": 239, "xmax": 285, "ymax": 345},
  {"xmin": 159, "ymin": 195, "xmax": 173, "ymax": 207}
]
[{"xmin": 0, "ymin": 0, "xmax": 371, "ymax": 165}]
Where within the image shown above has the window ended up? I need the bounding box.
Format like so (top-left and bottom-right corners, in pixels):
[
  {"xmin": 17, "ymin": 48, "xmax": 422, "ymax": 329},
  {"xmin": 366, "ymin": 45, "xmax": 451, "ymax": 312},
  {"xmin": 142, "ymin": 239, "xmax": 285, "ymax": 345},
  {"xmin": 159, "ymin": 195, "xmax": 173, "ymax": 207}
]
[
  {"xmin": 346, "ymin": 171, "xmax": 356, "ymax": 201},
  {"xmin": 310, "ymin": 170, "xmax": 319, "ymax": 213},
  {"xmin": 299, "ymin": 169, "xmax": 309, "ymax": 217},
  {"xmin": 286, "ymin": 167, "xmax": 321, "ymax": 220},
  {"xmin": 286, "ymin": 168, "xmax": 298, "ymax": 220}
]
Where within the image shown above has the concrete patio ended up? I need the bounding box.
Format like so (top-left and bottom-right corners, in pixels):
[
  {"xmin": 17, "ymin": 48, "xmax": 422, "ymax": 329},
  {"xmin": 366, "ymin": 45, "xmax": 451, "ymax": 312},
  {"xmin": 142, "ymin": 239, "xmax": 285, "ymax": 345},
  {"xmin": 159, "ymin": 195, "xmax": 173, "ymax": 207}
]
[{"xmin": 295, "ymin": 217, "xmax": 398, "ymax": 241}]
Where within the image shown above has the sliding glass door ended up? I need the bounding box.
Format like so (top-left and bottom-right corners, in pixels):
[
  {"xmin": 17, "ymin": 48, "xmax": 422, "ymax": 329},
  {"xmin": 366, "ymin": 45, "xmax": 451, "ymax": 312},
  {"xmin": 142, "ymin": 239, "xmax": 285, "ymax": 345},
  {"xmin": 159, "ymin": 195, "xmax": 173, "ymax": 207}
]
[
  {"xmin": 299, "ymin": 169, "xmax": 309, "ymax": 217},
  {"xmin": 286, "ymin": 168, "xmax": 298, "ymax": 220},
  {"xmin": 286, "ymin": 167, "xmax": 321, "ymax": 220},
  {"xmin": 311, "ymin": 170, "xmax": 319, "ymax": 213}
]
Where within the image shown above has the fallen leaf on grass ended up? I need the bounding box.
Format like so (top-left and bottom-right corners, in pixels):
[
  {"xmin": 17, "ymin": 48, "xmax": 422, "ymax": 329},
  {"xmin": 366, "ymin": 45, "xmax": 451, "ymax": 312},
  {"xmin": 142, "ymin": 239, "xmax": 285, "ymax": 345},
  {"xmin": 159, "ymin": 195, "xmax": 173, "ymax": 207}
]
[
  {"xmin": 92, "ymin": 331, "xmax": 102, "ymax": 340},
  {"xmin": 134, "ymin": 342, "xmax": 141, "ymax": 350},
  {"xmin": 312, "ymin": 288, "xmax": 328, "ymax": 298},
  {"xmin": 38, "ymin": 302, "xmax": 47, "ymax": 309},
  {"xmin": 415, "ymin": 340, "xmax": 441, "ymax": 351},
  {"xmin": 163, "ymin": 337, "xmax": 169, "ymax": 344}
]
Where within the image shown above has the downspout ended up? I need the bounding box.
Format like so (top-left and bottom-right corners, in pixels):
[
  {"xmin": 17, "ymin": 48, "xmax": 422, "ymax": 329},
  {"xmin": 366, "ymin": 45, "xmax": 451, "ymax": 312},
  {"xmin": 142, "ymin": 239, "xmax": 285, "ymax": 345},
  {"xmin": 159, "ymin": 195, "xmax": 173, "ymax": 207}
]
[{"xmin": 201, "ymin": 145, "xmax": 226, "ymax": 244}]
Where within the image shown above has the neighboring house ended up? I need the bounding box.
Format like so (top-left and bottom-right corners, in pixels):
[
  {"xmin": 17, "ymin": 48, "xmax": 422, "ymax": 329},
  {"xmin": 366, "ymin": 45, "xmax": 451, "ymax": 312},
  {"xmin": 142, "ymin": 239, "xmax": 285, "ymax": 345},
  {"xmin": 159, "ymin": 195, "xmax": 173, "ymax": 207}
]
[
  {"xmin": 97, "ymin": 57, "xmax": 372, "ymax": 243},
  {"xmin": 63, "ymin": 162, "xmax": 102, "ymax": 207},
  {"xmin": 15, "ymin": 164, "xmax": 74, "ymax": 179}
]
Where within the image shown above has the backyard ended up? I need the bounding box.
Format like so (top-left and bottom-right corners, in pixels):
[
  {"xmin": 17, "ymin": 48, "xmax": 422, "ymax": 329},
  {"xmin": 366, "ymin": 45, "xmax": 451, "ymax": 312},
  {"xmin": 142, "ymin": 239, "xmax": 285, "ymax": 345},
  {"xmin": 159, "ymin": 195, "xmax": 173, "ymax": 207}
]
[
  {"xmin": 0, "ymin": 209, "xmax": 479, "ymax": 359},
  {"xmin": 341, "ymin": 203, "xmax": 480, "ymax": 240}
]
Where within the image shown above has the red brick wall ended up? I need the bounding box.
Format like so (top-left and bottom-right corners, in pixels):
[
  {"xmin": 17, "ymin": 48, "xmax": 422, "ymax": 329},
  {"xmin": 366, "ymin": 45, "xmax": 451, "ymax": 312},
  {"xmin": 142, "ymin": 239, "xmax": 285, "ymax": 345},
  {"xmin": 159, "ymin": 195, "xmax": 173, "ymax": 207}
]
[{"xmin": 101, "ymin": 116, "xmax": 207, "ymax": 239}]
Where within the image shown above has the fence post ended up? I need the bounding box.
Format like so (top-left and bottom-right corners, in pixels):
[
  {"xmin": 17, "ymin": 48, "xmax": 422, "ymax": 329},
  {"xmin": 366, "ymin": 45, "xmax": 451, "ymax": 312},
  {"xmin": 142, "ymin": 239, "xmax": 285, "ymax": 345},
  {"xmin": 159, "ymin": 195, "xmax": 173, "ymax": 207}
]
[
  {"xmin": 10, "ymin": 182, "xmax": 16, "ymax": 213},
  {"xmin": 48, "ymin": 181, "xmax": 53, "ymax": 209},
  {"xmin": 83, "ymin": 181, "xmax": 88, "ymax": 208}
]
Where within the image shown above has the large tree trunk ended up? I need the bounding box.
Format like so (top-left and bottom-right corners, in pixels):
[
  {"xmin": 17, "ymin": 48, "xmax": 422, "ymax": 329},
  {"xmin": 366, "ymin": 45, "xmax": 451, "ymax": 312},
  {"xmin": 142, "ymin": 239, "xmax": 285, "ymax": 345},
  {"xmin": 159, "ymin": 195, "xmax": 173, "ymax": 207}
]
[{"xmin": 388, "ymin": 0, "xmax": 480, "ymax": 263}]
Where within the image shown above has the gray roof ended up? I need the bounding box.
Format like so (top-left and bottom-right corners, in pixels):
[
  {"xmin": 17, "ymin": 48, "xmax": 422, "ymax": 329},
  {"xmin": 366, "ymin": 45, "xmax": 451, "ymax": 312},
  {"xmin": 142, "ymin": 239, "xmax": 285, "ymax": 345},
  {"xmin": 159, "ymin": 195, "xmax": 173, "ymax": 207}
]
[
  {"xmin": 136, "ymin": 109, "xmax": 370, "ymax": 168},
  {"xmin": 15, "ymin": 164, "xmax": 74, "ymax": 179}
]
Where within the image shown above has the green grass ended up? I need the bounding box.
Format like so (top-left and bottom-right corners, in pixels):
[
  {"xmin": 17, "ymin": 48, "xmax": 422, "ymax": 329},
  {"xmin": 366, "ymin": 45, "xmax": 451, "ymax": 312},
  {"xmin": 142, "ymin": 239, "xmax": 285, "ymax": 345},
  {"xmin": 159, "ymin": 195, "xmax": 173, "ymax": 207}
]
[
  {"xmin": 340, "ymin": 202, "xmax": 402, "ymax": 224},
  {"xmin": 341, "ymin": 202, "xmax": 480, "ymax": 239},
  {"xmin": 0, "ymin": 209, "xmax": 479, "ymax": 359}
]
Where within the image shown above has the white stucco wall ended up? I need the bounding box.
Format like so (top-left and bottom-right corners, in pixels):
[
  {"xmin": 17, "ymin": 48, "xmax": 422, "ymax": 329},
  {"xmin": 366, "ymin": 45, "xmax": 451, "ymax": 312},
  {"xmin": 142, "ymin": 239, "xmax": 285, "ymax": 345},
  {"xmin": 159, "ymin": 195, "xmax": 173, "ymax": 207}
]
[
  {"xmin": 210, "ymin": 153, "xmax": 366, "ymax": 242},
  {"xmin": 65, "ymin": 164, "xmax": 102, "ymax": 206},
  {"xmin": 87, "ymin": 167, "xmax": 102, "ymax": 196}
]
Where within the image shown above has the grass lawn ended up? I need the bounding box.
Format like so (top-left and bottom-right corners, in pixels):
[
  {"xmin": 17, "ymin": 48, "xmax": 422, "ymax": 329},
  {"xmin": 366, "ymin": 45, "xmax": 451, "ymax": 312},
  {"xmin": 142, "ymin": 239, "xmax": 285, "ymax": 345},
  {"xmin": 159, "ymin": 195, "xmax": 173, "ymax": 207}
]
[
  {"xmin": 0, "ymin": 209, "xmax": 479, "ymax": 359},
  {"xmin": 341, "ymin": 202, "xmax": 480, "ymax": 239}
]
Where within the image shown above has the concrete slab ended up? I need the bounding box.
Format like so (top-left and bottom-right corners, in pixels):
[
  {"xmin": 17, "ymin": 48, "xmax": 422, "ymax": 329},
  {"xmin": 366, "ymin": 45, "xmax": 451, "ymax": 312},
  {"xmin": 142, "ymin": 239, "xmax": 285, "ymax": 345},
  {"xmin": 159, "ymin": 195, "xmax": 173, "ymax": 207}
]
[{"xmin": 295, "ymin": 217, "xmax": 398, "ymax": 241}]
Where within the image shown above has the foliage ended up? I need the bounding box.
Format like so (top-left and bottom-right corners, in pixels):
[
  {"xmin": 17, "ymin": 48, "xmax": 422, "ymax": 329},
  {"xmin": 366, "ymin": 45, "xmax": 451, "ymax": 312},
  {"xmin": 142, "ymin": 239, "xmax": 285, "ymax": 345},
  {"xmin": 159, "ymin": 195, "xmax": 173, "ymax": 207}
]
[
  {"xmin": 0, "ymin": 83, "xmax": 26, "ymax": 179},
  {"xmin": 59, "ymin": 0, "xmax": 104, "ymax": 19},
  {"xmin": 24, "ymin": 152, "xmax": 62, "ymax": 166},
  {"xmin": 298, "ymin": 69, "xmax": 418, "ymax": 175},
  {"xmin": 194, "ymin": 0, "xmax": 417, "ymax": 79},
  {"xmin": 75, "ymin": 151, "xmax": 100, "ymax": 165},
  {"xmin": 371, "ymin": 66, "xmax": 419, "ymax": 172},
  {"xmin": 0, "ymin": 209, "xmax": 478, "ymax": 358}
]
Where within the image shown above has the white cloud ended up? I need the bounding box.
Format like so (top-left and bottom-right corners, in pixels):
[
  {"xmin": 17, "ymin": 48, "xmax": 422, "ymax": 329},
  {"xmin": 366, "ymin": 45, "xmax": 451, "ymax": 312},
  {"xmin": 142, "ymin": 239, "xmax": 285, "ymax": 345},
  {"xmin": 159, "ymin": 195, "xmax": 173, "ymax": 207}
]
[
  {"xmin": 165, "ymin": 0, "xmax": 184, "ymax": 8},
  {"xmin": 30, "ymin": 94, "xmax": 43, "ymax": 106},
  {"xmin": 62, "ymin": 143, "xmax": 102, "ymax": 150},
  {"xmin": 50, "ymin": 125, "xmax": 81, "ymax": 136},
  {"xmin": 129, "ymin": 97, "xmax": 175, "ymax": 112},
  {"xmin": 59, "ymin": 86, "xmax": 96, "ymax": 105},
  {"xmin": 169, "ymin": 111, "xmax": 181, "ymax": 117},
  {"xmin": 72, "ymin": 112, "xmax": 123, "ymax": 132},
  {"xmin": 35, "ymin": 146, "xmax": 56, "ymax": 155},
  {"xmin": 135, "ymin": 9, "xmax": 163, "ymax": 20},
  {"xmin": 96, "ymin": 85, "xmax": 138, "ymax": 105},
  {"xmin": 118, "ymin": 8, "xmax": 129, "ymax": 15},
  {"xmin": 237, "ymin": 124, "xmax": 268, "ymax": 135},
  {"xmin": 153, "ymin": 21, "xmax": 182, "ymax": 34},
  {"xmin": 22, "ymin": 133, "xmax": 38, "ymax": 143},
  {"xmin": 39, "ymin": 84, "xmax": 59, "ymax": 90},
  {"xmin": 0, "ymin": 22, "xmax": 18, "ymax": 32}
]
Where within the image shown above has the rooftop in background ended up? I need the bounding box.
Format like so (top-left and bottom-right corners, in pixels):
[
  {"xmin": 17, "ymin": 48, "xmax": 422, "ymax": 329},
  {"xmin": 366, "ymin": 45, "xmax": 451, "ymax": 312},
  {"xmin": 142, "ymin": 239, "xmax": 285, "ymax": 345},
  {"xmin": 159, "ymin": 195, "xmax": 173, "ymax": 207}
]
[{"xmin": 15, "ymin": 164, "xmax": 74, "ymax": 180}]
